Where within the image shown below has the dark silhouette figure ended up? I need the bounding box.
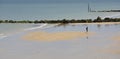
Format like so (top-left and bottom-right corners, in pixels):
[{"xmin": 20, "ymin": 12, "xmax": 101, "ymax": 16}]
[
  {"xmin": 86, "ymin": 26, "xmax": 88, "ymax": 32},
  {"xmin": 85, "ymin": 26, "xmax": 88, "ymax": 39}
]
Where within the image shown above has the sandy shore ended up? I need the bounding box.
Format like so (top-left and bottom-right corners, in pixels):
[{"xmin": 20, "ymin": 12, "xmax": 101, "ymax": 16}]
[
  {"xmin": 99, "ymin": 33, "xmax": 120, "ymax": 54},
  {"xmin": 111, "ymin": 33, "xmax": 120, "ymax": 40},
  {"xmin": 113, "ymin": 36, "xmax": 120, "ymax": 40},
  {"xmin": 22, "ymin": 31, "xmax": 95, "ymax": 41},
  {"xmin": 99, "ymin": 42, "xmax": 120, "ymax": 54},
  {"xmin": 100, "ymin": 49, "xmax": 120, "ymax": 54}
]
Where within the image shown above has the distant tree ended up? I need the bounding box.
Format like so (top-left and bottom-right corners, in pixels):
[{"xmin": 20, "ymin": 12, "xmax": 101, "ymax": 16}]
[
  {"xmin": 0, "ymin": 17, "xmax": 120, "ymax": 23},
  {"xmin": 62, "ymin": 19, "xmax": 68, "ymax": 23},
  {"xmin": 40, "ymin": 20, "xmax": 45, "ymax": 23},
  {"xmin": 34, "ymin": 20, "xmax": 39, "ymax": 23},
  {"xmin": 9, "ymin": 20, "xmax": 16, "ymax": 23},
  {"xmin": 93, "ymin": 16, "xmax": 102, "ymax": 22},
  {"xmin": 86, "ymin": 19, "xmax": 92, "ymax": 23},
  {"xmin": 0, "ymin": 20, "xmax": 3, "ymax": 23},
  {"xmin": 113, "ymin": 18, "xmax": 120, "ymax": 22},
  {"xmin": 103, "ymin": 18, "xmax": 111, "ymax": 22},
  {"xmin": 80, "ymin": 19, "xmax": 86, "ymax": 23},
  {"xmin": 4, "ymin": 20, "xmax": 9, "ymax": 23}
]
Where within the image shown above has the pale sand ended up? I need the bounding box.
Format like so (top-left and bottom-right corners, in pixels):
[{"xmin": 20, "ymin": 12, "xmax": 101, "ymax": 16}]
[
  {"xmin": 112, "ymin": 36, "xmax": 120, "ymax": 40},
  {"xmin": 99, "ymin": 33, "xmax": 120, "ymax": 54},
  {"xmin": 22, "ymin": 31, "xmax": 95, "ymax": 41},
  {"xmin": 71, "ymin": 22, "xmax": 120, "ymax": 25},
  {"xmin": 111, "ymin": 33, "xmax": 120, "ymax": 40},
  {"xmin": 99, "ymin": 43, "xmax": 120, "ymax": 54},
  {"xmin": 100, "ymin": 49, "xmax": 120, "ymax": 54}
]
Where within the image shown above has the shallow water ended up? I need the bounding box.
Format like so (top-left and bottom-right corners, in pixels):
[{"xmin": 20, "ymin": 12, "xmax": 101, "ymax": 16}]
[
  {"xmin": 0, "ymin": 23, "xmax": 51, "ymax": 39},
  {"xmin": 0, "ymin": 23, "xmax": 120, "ymax": 59}
]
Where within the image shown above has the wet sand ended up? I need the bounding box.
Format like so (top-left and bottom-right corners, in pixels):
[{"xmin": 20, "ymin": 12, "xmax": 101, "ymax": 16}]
[
  {"xmin": 23, "ymin": 31, "xmax": 95, "ymax": 41},
  {"xmin": 112, "ymin": 35, "xmax": 120, "ymax": 40},
  {"xmin": 99, "ymin": 33, "xmax": 120, "ymax": 54},
  {"xmin": 100, "ymin": 49, "xmax": 120, "ymax": 54},
  {"xmin": 100, "ymin": 42, "xmax": 120, "ymax": 54}
]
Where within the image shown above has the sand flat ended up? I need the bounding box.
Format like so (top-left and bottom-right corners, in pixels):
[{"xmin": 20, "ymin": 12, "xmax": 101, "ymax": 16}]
[
  {"xmin": 99, "ymin": 33, "xmax": 120, "ymax": 54},
  {"xmin": 100, "ymin": 49, "xmax": 120, "ymax": 54},
  {"xmin": 99, "ymin": 42, "xmax": 120, "ymax": 54},
  {"xmin": 23, "ymin": 31, "xmax": 94, "ymax": 41},
  {"xmin": 112, "ymin": 33, "xmax": 120, "ymax": 40},
  {"xmin": 112, "ymin": 36, "xmax": 120, "ymax": 40}
]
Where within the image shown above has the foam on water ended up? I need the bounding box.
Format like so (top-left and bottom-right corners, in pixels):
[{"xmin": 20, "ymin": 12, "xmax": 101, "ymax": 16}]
[
  {"xmin": 0, "ymin": 24, "xmax": 49, "ymax": 39},
  {"xmin": 24, "ymin": 24, "xmax": 48, "ymax": 31},
  {"xmin": 0, "ymin": 34, "xmax": 7, "ymax": 39},
  {"xmin": 0, "ymin": 23, "xmax": 59, "ymax": 39}
]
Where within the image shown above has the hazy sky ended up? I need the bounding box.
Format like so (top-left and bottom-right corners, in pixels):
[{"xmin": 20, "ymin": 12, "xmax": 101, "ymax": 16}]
[{"xmin": 0, "ymin": 0, "xmax": 120, "ymax": 20}]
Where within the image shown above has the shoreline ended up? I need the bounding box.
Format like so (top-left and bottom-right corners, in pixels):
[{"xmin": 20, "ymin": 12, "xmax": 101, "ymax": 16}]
[
  {"xmin": 0, "ymin": 22, "xmax": 120, "ymax": 24},
  {"xmin": 69, "ymin": 22, "xmax": 120, "ymax": 25}
]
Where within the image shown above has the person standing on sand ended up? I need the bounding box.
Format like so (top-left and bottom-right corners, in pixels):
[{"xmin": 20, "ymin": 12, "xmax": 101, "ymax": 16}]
[{"xmin": 86, "ymin": 26, "xmax": 88, "ymax": 32}]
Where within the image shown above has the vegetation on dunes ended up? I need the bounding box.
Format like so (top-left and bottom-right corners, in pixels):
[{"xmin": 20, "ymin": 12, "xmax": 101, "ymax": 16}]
[{"xmin": 0, "ymin": 17, "xmax": 120, "ymax": 24}]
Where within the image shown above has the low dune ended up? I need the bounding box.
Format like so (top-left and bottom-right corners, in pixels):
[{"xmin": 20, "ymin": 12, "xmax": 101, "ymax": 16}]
[{"xmin": 22, "ymin": 31, "xmax": 95, "ymax": 41}]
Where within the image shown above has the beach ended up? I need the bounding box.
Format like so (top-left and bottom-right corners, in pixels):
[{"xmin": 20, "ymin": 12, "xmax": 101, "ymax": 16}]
[
  {"xmin": 23, "ymin": 22, "xmax": 120, "ymax": 41},
  {"xmin": 1, "ymin": 0, "xmax": 120, "ymax": 58},
  {"xmin": 0, "ymin": 22, "xmax": 120, "ymax": 59},
  {"xmin": 112, "ymin": 33, "xmax": 120, "ymax": 40},
  {"xmin": 23, "ymin": 31, "xmax": 95, "ymax": 41}
]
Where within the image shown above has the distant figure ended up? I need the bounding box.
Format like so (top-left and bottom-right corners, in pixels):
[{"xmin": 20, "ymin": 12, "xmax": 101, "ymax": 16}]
[{"xmin": 86, "ymin": 26, "xmax": 88, "ymax": 32}]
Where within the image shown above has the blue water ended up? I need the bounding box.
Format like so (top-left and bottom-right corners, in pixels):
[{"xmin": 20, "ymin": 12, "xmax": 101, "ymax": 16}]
[{"xmin": 0, "ymin": 2, "xmax": 120, "ymax": 20}]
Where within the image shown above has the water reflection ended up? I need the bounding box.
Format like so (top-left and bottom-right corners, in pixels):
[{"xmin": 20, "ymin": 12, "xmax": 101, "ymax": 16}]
[
  {"xmin": 86, "ymin": 32, "xmax": 88, "ymax": 39},
  {"xmin": 114, "ymin": 23, "xmax": 120, "ymax": 26},
  {"xmin": 97, "ymin": 24, "xmax": 101, "ymax": 29},
  {"xmin": 105, "ymin": 24, "xmax": 110, "ymax": 27},
  {"xmin": 55, "ymin": 23, "xmax": 69, "ymax": 28}
]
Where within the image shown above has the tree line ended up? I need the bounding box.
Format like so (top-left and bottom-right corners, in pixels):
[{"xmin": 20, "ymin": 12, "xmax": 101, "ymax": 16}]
[{"xmin": 0, "ymin": 17, "xmax": 120, "ymax": 24}]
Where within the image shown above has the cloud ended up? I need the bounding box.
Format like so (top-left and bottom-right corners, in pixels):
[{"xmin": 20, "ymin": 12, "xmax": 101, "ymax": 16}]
[{"xmin": 104, "ymin": 13, "xmax": 120, "ymax": 18}]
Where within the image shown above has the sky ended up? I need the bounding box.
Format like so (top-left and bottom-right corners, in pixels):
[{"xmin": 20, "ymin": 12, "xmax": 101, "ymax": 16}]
[{"xmin": 0, "ymin": 0, "xmax": 120, "ymax": 20}]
